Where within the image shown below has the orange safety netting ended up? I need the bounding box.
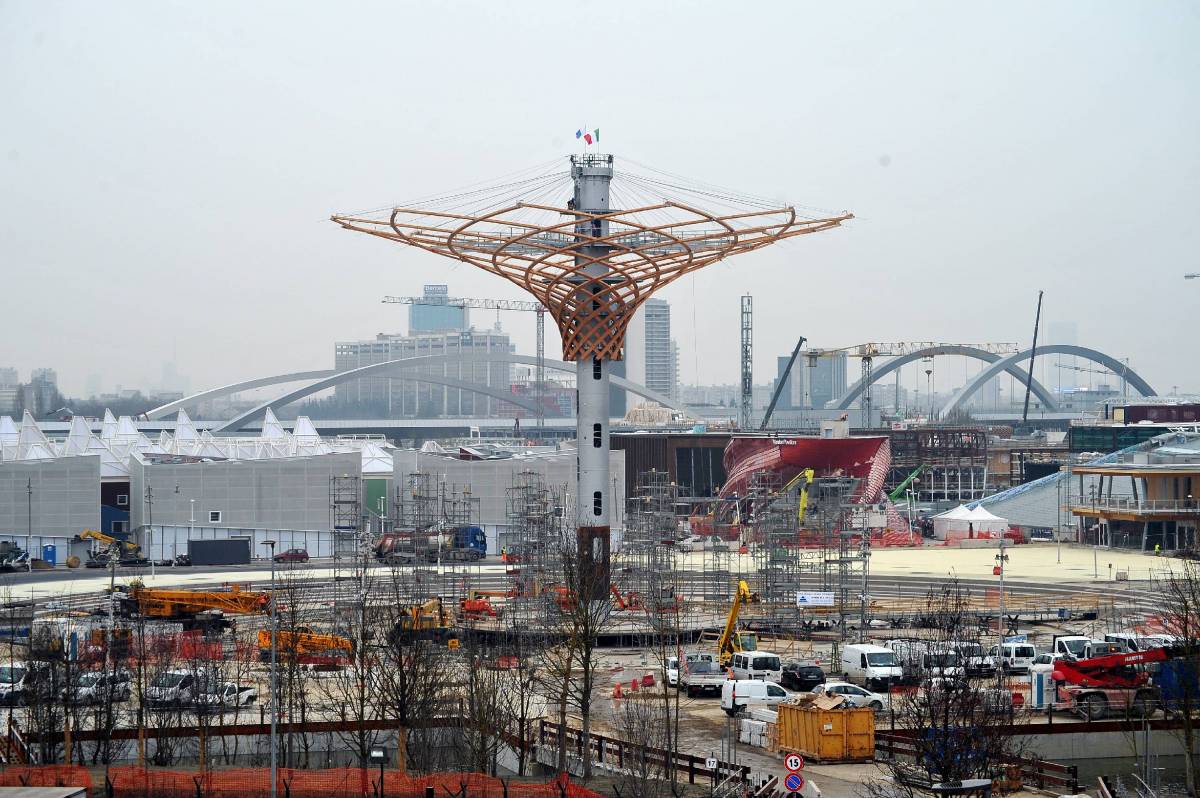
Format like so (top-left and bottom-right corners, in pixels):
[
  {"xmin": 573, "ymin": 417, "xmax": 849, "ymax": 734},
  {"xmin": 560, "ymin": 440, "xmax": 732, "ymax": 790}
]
[
  {"xmin": 110, "ymin": 767, "xmax": 606, "ymax": 798},
  {"xmin": 0, "ymin": 765, "xmax": 93, "ymax": 789}
]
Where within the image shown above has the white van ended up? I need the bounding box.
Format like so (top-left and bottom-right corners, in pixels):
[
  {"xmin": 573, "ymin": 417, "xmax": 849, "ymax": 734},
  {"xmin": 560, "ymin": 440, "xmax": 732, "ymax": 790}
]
[
  {"xmin": 721, "ymin": 679, "xmax": 790, "ymax": 715},
  {"xmin": 730, "ymin": 651, "xmax": 782, "ymax": 683},
  {"xmin": 988, "ymin": 642, "xmax": 1037, "ymax": 674},
  {"xmin": 841, "ymin": 644, "xmax": 902, "ymax": 691}
]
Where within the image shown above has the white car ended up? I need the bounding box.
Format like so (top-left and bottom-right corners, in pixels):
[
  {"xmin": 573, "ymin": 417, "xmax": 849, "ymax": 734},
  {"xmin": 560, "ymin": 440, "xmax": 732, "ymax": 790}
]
[
  {"xmin": 195, "ymin": 681, "xmax": 258, "ymax": 712},
  {"xmin": 664, "ymin": 656, "xmax": 679, "ymax": 687},
  {"xmin": 812, "ymin": 681, "xmax": 888, "ymax": 711},
  {"xmin": 675, "ymin": 536, "xmax": 704, "ymax": 553}
]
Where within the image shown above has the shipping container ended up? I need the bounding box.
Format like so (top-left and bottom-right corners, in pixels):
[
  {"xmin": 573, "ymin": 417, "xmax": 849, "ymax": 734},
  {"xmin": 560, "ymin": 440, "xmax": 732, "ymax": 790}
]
[{"xmin": 776, "ymin": 702, "xmax": 875, "ymax": 762}]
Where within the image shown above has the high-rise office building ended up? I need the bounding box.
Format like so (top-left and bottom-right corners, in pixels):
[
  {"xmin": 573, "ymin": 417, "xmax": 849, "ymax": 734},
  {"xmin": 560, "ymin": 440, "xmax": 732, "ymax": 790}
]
[
  {"xmin": 409, "ymin": 284, "xmax": 469, "ymax": 333},
  {"xmin": 775, "ymin": 350, "xmax": 847, "ymax": 409}
]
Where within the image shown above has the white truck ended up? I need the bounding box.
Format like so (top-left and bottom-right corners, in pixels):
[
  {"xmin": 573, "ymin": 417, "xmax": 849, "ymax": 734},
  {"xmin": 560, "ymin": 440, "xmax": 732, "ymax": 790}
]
[
  {"xmin": 840, "ymin": 643, "xmax": 902, "ymax": 691},
  {"xmin": 885, "ymin": 639, "xmax": 965, "ymax": 683},
  {"xmin": 680, "ymin": 658, "xmax": 727, "ymax": 697}
]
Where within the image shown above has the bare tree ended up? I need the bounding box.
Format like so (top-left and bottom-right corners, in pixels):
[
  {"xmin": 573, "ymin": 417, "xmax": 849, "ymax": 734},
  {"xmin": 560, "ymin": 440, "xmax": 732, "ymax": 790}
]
[
  {"xmin": 867, "ymin": 581, "xmax": 1028, "ymax": 798},
  {"xmin": 373, "ymin": 567, "xmax": 455, "ymax": 773},
  {"xmin": 612, "ymin": 694, "xmax": 674, "ymax": 798},
  {"xmin": 1154, "ymin": 561, "xmax": 1200, "ymax": 794}
]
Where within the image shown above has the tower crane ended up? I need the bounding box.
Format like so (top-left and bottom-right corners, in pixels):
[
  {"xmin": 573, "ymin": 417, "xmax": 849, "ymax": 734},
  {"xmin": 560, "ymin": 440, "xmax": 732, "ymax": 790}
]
[{"xmin": 383, "ymin": 295, "xmax": 548, "ymax": 433}]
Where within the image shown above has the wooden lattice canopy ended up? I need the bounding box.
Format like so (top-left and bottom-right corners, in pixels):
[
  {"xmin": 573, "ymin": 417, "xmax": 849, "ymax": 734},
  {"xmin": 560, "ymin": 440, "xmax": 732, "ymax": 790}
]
[{"xmin": 333, "ymin": 168, "xmax": 851, "ymax": 361}]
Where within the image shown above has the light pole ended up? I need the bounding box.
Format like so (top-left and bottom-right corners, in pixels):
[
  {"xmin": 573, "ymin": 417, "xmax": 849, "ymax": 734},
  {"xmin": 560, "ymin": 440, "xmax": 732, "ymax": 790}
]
[
  {"xmin": 262, "ymin": 539, "xmax": 278, "ymax": 798},
  {"xmin": 26, "ymin": 477, "xmax": 33, "ymax": 572},
  {"xmin": 996, "ymin": 539, "xmax": 1009, "ymax": 661}
]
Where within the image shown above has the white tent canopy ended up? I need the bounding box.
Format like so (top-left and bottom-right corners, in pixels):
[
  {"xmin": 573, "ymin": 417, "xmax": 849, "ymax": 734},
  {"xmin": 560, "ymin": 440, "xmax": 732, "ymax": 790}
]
[{"xmin": 932, "ymin": 503, "xmax": 1009, "ymax": 541}]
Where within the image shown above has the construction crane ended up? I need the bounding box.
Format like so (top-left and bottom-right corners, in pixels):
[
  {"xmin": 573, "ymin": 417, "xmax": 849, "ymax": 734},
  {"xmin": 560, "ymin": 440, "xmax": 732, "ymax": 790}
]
[
  {"xmin": 257, "ymin": 628, "xmax": 353, "ymax": 665},
  {"xmin": 120, "ymin": 585, "xmax": 270, "ymax": 633},
  {"xmin": 1050, "ymin": 646, "xmax": 1168, "ymax": 719},
  {"xmin": 782, "ymin": 468, "xmax": 815, "ymax": 525},
  {"xmin": 383, "ymin": 294, "xmax": 548, "ymax": 433},
  {"xmin": 760, "ymin": 335, "xmax": 806, "ymax": 430},
  {"xmin": 716, "ymin": 579, "xmax": 761, "ymax": 666}
]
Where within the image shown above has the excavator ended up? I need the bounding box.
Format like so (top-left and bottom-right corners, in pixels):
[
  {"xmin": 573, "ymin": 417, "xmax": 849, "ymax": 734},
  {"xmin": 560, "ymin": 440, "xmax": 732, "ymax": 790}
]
[
  {"xmin": 716, "ymin": 579, "xmax": 761, "ymax": 667},
  {"xmin": 1050, "ymin": 646, "xmax": 1168, "ymax": 719},
  {"xmin": 76, "ymin": 529, "xmax": 145, "ymax": 567},
  {"xmin": 388, "ymin": 597, "xmax": 456, "ymax": 646},
  {"xmin": 119, "ymin": 584, "xmax": 270, "ymax": 634},
  {"xmin": 257, "ymin": 628, "xmax": 353, "ymax": 667}
]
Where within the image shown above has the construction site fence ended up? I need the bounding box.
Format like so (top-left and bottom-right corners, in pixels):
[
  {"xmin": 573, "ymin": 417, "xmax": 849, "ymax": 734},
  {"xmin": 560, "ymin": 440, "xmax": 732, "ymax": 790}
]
[
  {"xmin": 875, "ymin": 731, "xmax": 1079, "ymax": 793},
  {"xmin": 108, "ymin": 767, "xmax": 604, "ymax": 798},
  {"xmin": 0, "ymin": 764, "xmax": 92, "ymax": 790},
  {"xmin": 538, "ymin": 720, "xmax": 749, "ymax": 785}
]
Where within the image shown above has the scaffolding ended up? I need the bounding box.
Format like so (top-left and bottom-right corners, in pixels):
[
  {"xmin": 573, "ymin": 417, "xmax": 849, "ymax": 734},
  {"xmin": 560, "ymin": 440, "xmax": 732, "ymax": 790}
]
[
  {"xmin": 622, "ymin": 470, "xmax": 683, "ymax": 618},
  {"xmin": 329, "ymin": 474, "xmax": 361, "ymax": 559}
]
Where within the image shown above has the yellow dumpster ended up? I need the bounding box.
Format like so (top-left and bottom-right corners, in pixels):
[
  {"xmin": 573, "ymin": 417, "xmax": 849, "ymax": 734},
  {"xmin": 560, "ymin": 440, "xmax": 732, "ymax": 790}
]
[{"xmin": 776, "ymin": 699, "xmax": 875, "ymax": 763}]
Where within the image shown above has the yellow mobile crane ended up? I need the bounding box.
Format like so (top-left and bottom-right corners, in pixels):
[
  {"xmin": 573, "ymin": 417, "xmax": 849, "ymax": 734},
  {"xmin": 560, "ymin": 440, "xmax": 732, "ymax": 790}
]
[
  {"xmin": 716, "ymin": 579, "xmax": 761, "ymax": 667},
  {"xmin": 782, "ymin": 468, "xmax": 816, "ymax": 525}
]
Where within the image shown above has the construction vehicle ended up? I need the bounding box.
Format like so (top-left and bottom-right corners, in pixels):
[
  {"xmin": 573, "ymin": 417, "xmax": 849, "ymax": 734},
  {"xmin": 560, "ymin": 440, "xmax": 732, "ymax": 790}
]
[
  {"xmin": 717, "ymin": 580, "xmax": 761, "ymax": 667},
  {"xmin": 388, "ymin": 597, "xmax": 455, "ymax": 646},
  {"xmin": 1050, "ymin": 646, "xmax": 1168, "ymax": 719},
  {"xmin": 609, "ymin": 585, "xmax": 643, "ymax": 612},
  {"xmin": 782, "ymin": 468, "xmax": 815, "ymax": 526},
  {"xmin": 119, "ymin": 585, "xmax": 270, "ymax": 634},
  {"xmin": 458, "ymin": 598, "xmax": 498, "ymax": 620},
  {"xmin": 76, "ymin": 529, "xmax": 145, "ymax": 567},
  {"xmin": 887, "ymin": 465, "xmax": 928, "ymax": 502},
  {"xmin": 376, "ymin": 526, "xmax": 487, "ymax": 563},
  {"xmin": 257, "ymin": 628, "xmax": 353, "ymax": 667}
]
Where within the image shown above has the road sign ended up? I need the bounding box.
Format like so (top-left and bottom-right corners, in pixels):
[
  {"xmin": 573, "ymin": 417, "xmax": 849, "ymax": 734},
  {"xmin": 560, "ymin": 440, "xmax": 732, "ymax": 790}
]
[
  {"xmin": 785, "ymin": 753, "xmax": 804, "ymax": 772},
  {"xmin": 705, "ymin": 757, "xmax": 718, "ymax": 770},
  {"xmin": 785, "ymin": 773, "xmax": 805, "ymax": 792},
  {"xmin": 787, "ymin": 792, "xmax": 801, "ymax": 798}
]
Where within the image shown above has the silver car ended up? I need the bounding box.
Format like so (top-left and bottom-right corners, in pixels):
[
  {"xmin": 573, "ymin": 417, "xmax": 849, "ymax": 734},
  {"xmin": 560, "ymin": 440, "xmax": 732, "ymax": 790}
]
[{"xmin": 812, "ymin": 681, "xmax": 888, "ymax": 711}]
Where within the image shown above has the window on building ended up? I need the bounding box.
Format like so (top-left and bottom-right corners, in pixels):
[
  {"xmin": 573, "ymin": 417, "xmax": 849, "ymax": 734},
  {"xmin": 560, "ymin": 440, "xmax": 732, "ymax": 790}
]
[
  {"xmin": 112, "ymin": 521, "xmax": 128, "ymax": 534},
  {"xmin": 209, "ymin": 511, "xmax": 222, "ymax": 523},
  {"xmin": 116, "ymin": 494, "xmax": 128, "ymax": 506}
]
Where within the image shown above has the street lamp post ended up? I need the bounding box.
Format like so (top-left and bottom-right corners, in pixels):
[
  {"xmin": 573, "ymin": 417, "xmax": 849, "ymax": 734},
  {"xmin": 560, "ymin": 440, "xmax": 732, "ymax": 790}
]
[
  {"xmin": 262, "ymin": 540, "xmax": 278, "ymax": 798},
  {"xmin": 26, "ymin": 478, "xmax": 33, "ymax": 573},
  {"xmin": 996, "ymin": 539, "xmax": 1009, "ymax": 671}
]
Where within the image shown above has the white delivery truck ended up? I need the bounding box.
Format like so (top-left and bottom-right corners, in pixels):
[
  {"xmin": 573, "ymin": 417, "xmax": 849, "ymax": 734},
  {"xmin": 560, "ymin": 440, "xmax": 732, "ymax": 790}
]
[
  {"xmin": 721, "ymin": 679, "xmax": 790, "ymax": 715},
  {"xmin": 730, "ymin": 651, "xmax": 783, "ymax": 683},
  {"xmin": 841, "ymin": 643, "xmax": 902, "ymax": 691}
]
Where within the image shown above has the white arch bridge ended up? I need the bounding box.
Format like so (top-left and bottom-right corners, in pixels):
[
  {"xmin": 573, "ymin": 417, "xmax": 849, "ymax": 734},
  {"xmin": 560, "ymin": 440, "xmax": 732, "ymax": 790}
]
[
  {"xmin": 147, "ymin": 354, "xmax": 688, "ymax": 433},
  {"xmin": 830, "ymin": 344, "xmax": 1155, "ymax": 421}
]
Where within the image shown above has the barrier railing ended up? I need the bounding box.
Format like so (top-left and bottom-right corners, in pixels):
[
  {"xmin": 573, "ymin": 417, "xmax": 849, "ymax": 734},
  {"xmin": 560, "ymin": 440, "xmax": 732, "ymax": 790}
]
[
  {"xmin": 876, "ymin": 731, "xmax": 1078, "ymax": 793},
  {"xmin": 538, "ymin": 719, "xmax": 751, "ymax": 785}
]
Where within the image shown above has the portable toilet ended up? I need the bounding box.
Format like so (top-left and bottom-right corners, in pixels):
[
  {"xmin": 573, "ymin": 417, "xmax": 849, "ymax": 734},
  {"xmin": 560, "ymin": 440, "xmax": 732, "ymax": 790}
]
[
  {"xmin": 41, "ymin": 544, "xmax": 56, "ymax": 565},
  {"xmin": 1029, "ymin": 668, "xmax": 1055, "ymax": 709}
]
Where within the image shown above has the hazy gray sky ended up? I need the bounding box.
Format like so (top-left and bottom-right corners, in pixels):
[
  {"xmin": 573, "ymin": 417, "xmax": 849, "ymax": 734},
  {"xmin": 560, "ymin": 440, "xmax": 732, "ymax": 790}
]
[{"xmin": 3, "ymin": 1, "xmax": 1198, "ymax": 398}]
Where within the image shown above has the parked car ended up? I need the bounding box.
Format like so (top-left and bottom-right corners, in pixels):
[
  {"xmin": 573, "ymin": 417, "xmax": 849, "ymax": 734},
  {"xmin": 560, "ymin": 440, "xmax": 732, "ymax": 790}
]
[
  {"xmin": 781, "ymin": 662, "xmax": 826, "ymax": 692},
  {"xmin": 811, "ymin": 681, "xmax": 888, "ymax": 711},
  {"xmin": 62, "ymin": 669, "xmax": 131, "ymax": 705},
  {"xmin": 195, "ymin": 681, "xmax": 258, "ymax": 712},
  {"xmin": 721, "ymin": 679, "xmax": 790, "ymax": 715},
  {"xmin": 664, "ymin": 656, "xmax": 679, "ymax": 688},
  {"xmin": 0, "ymin": 662, "xmax": 54, "ymax": 705},
  {"xmin": 145, "ymin": 669, "xmax": 200, "ymax": 707},
  {"xmin": 273, "ymin": 548, "xmax": 310, "ymax": 564},
  {"xmin": 675, "ymin": 536, "xmax": 704, "ymax": 553}
]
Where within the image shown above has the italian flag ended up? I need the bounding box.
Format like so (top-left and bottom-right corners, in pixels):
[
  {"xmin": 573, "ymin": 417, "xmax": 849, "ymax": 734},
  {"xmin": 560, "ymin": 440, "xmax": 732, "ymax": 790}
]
[{"xmin": 583, "ymin": 128, "xmax": 599, "ymax": 145}]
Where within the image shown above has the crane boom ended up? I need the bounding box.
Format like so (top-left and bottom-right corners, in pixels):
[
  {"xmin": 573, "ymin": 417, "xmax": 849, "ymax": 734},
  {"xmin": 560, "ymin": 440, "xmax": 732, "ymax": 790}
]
[
  {"xmin": 760, "ymin": 336, "xmax": 806, "ymax": 430},
  {"xmin": 717, "ymin": 580, "xmax": 760, "ymax": 666}
]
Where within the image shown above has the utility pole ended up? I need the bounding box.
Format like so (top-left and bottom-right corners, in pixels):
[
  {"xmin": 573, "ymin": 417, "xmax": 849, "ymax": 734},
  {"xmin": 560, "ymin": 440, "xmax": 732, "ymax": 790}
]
[
  {"xmin": 26, "ymin": 478, "xmax": 33, "ymax": 572},
  {"xmin": 262, "ymin": 540, "xmax": 278, "ymax": 798},
  {"xmin": 996, "ymin": 539, "xmax": 1009, "ymax": 680}
]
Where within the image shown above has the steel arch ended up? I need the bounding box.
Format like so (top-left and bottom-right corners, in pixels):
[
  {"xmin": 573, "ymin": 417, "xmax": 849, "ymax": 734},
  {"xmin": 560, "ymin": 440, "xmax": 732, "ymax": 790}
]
[
  {"xmin": 832, "ymin": 345, "xmax": 1059, "ymax": 412},
  {"xmin": 184, "ymin": 354, "xmax": 687, "ymax": 433},
  {"xmin": 939, "ymin": 344, "xmax": 1155, "ymax": 420}
]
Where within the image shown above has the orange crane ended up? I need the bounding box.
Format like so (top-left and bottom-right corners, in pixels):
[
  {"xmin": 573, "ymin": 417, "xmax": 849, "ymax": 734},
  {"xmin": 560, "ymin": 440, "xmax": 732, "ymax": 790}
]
[
  {"xmin": 122, "ymin": 585, "xmax": 270, "ymax": 632},
  {"xmin": 258, "ymin": 628, "xmax": 353, "ymax": 665}
]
